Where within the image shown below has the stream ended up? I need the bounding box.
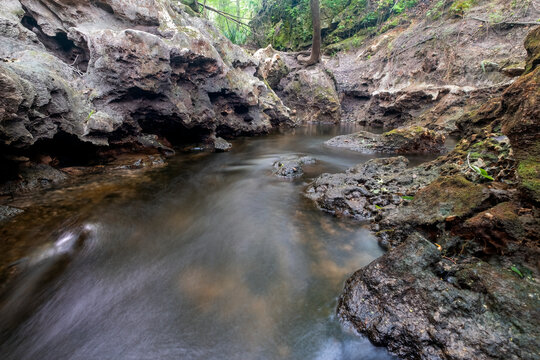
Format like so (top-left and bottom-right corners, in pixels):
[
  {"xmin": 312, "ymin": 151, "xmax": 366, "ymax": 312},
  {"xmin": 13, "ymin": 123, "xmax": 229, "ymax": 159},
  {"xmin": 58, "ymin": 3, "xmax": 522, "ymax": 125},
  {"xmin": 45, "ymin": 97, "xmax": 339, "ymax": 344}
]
[{"xmin": 0, "ymin": 124, "xmax": 452, "ymax": 360}]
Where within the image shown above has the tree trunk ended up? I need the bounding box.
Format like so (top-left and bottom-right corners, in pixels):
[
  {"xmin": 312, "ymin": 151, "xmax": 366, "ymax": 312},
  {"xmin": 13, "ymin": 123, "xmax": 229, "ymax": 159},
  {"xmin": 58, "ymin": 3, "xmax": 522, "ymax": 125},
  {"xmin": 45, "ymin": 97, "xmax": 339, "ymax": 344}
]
[
  {"xmin": 299, "ymin": 0, "xmax": 321, "ymax": 65},
  {"xmin": 236, "ymin": 0, "xmax": 241, "ymax": 31}
]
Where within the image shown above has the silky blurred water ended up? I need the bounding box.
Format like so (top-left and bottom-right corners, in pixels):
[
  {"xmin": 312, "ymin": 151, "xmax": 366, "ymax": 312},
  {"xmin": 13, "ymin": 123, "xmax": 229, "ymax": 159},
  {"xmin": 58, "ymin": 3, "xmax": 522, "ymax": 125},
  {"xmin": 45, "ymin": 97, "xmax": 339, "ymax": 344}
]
[{"xmin": 0, "ymin": 124, "xmax": 449, "ymax": 360}]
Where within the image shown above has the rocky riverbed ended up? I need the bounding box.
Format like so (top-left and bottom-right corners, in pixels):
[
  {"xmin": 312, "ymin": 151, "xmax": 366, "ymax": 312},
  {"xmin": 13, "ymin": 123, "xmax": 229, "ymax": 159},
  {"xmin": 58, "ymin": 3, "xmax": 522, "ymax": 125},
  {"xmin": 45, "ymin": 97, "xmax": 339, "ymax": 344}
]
[
  {"xmin": 312, "ymin": 27, "xmax": 540, "ymax": 360},
  {"xmin": 1, "ymin": 1, "xmax": 539, "ymax": 359}
]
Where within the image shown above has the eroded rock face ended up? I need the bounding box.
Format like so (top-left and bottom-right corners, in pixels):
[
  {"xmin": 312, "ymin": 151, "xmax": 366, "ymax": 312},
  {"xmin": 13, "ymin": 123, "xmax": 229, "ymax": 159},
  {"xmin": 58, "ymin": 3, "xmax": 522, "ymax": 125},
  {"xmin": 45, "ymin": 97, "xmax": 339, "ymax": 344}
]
[
  {"xmin": 0, "ymin": 0, "xmax": 291, "ymax": 166},
  {"xmin": 325, "ymin": 126, "xmax": 446, "ymax": 154},
  {"xmin": 330, "ymin": 27, "xmax": 540, "ymax": 360},
  {"xmin": 280, "ymin": 65, "xmax": 341, "ymax": 123},
  {"xmin": 338, "ymin": 232, "xmax": 540, "ymax": 360},
  {"xmin": 323, "ymin": 2, "xmax": 533, "ymax": 131},
  {"xmin": 500, "ymin": 28, "xmax": 540, "ymax": 204}
]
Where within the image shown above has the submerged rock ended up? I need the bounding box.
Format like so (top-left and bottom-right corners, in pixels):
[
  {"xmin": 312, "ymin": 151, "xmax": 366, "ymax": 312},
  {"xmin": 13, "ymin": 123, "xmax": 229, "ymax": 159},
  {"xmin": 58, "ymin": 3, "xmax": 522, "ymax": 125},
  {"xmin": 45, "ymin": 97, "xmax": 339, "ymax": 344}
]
[
  {"xmin": 0, "ymin": 205, "xmax": 23, "ymax": 223},
  {"xmin": 325, "ymin": 126, "xmax": 446, "ymax": 154},
  {"xmin": 338, "ymin": 232, "xmax": 540, "ymax": 360},
  {"xmin": 0, "ymin": 163, "xmax": 68, "ymax": 195},
  {"xmin": 272, "ymin": 155, "xmax": 315, "ymax": 178},
  {"xmin": 212, "ymin": 136, "xmax": 232, "ymax": 152}
]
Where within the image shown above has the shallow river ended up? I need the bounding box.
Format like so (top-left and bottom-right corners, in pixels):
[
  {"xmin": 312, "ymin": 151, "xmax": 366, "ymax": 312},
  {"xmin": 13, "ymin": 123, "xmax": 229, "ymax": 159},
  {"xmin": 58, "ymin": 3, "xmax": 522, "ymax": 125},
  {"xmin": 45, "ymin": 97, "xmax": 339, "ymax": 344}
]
[{"xmin": 0, "ymin": 125, "xmax": 450, "ymax": 360}]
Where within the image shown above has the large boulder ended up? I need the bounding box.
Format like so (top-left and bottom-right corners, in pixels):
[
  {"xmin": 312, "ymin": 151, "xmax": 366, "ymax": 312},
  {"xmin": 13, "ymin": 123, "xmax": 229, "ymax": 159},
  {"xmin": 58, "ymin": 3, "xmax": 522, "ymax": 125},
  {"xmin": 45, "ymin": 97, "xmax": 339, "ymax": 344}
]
[
  {"xmin": 338, "ymin": 232, "xmax": 540, "ymax": 360},
  {"xmin": 280, "ymin": 64, "xmax": 341, "ymax": 123},
  {"xmin": 253, "ymin": 44, "xmax": 290, "ymax": 89},
  {"xmin": 0, "ymin": 0, "xmax": 292, "ymax": 165}
]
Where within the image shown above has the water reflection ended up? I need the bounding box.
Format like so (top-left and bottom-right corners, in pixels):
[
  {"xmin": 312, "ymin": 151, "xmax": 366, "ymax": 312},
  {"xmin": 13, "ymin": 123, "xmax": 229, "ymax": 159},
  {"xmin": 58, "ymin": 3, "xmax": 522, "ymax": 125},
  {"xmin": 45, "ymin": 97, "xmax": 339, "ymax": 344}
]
[{"xmin": 0, "ymin": 124, "xmax": 442, "ymax": 359}]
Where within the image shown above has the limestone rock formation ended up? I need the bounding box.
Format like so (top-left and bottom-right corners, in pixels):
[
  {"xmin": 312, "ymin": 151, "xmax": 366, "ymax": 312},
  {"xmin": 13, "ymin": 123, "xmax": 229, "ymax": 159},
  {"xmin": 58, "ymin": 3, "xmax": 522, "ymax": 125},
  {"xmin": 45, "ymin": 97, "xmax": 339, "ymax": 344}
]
[
  {"xmin": 252, "ymin": 45, "xmax": 340, "ymax": 123},
  {"xmin": 335, "ymin": 27, "xmax": 540, "ymax": 360},
  {"xmin": 0, "ymin": 0, "xmax": 291, "ymax": 169},
  {"xmin": 253, "ymin": 44, "xmax": 289, "ymax": 89},
  {"xmin": 279, "ymin": 64, "xmax": 341, "ymax": 123}
]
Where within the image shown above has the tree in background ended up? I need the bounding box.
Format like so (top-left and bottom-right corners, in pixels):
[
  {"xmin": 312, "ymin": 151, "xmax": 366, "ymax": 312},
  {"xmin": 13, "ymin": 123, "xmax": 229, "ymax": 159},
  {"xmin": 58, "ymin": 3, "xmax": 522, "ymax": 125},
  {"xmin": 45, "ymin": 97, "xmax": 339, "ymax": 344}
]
[
  {"xmin": 298, "ymin": 0, "xmax": 321, "ymax": 65},
  {"xmin": 199, "ymin": 0, "xmax": 261, "ymax": 44}
]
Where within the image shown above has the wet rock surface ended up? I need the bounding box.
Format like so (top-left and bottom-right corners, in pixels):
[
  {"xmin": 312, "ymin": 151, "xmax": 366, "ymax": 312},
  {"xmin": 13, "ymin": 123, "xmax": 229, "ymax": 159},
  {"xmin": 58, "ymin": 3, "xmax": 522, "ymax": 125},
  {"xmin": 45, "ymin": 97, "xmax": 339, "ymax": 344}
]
[
  {"xmin": 212, "ymin": 136, "xmax": 232, "ymax": 152},
  {"xmin": 338, "ymin": 232, "xmax": 540, "ymax": 360},
  {"xmin": 0, "ymin": 163, "xmax": 68, "ymax": 195},
  {"xmin": 0, "ymin": 205, "xmax": 23, "ymax": 223},
  {"xmin": 272, "ymin": 155, "xmax": 315, "ymax": 178},
  {"xmin": 325, "ymin": 126, "xmax": 446, "ymax": 154},
  {"xmin": 305, "ymin": 156, "xmax": 439, "ymax": 220},
  {"xmin": 331, "ymin": 28, "xmax": 540, "ymax": 359}
]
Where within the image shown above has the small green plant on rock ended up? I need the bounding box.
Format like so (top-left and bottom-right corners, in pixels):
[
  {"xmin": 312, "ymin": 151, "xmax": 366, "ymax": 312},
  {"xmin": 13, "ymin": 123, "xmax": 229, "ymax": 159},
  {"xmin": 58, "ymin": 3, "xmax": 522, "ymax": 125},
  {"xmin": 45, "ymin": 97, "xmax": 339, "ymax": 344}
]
[
  {"xmin": 467, "ymin": 152, "xmax": 494, "ymax": 181},
  {"xmin": 86, "ymin": 109, "xmax": 96, "ymax": 120}
]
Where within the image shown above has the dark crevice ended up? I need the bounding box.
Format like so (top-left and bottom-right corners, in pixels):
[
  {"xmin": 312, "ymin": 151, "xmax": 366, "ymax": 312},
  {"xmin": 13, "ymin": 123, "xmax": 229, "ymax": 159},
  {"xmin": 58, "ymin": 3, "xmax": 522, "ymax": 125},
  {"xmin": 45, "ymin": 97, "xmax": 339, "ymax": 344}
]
[
  {"xmin": 20, "ymin": 12, "xmax": 90, "ymax": 72},
  {"xmin": 134, "ymin": 111, "xmax": 212, "ymax": 146},
  {"xmin": 109, "ymin": 87, "xmax": 165, "ymax": 103},
  {"xmin": 91, "ymin": 0, "xmax": 115, "ymax": 14},
  {"xmin": 29, "ymin": 132, "xmax": 104, "ymax": 167},
  {"xmin": 234, "ymin": 104, "xmax": 249, "ymax": 114}
]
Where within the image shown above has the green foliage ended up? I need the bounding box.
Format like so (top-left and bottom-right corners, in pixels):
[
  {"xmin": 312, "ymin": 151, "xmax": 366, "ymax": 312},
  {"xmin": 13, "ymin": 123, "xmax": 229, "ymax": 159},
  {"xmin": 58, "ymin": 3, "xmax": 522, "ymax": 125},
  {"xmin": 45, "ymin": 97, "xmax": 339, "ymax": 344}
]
[
  {"xmin": 471, "ymin": 165, "xmax": 494, "ymax": 181},
  {"xmin": 467, "ymin": 152, "xmax": 494, "ymax": 181},
  {"xmin": 450, "ymin": 0, "xmax": 476, "ymax": 17},
  {"xmin": 426, "ymin": 0, "xmax": 447, "ymax": 20},
  {"xmin": 393, "ymin": 0, "xmax": 418, "ymax": 14},
  {"xmin": 253, "ymin": 0, "xmax": 421, "ymax": 51},
  {"xmin": 510, "ymin": 265, "xmax": 524, "ymax": 278},
  {"xmin": 203, "ymin": 0, "xmax": 261, "ymax": 44},
  {"xmin": 401, "ymin": 195, "xmax": 414, "ymax": 201},
  {"xmin": 86, "ymin": 109, "xmax": 96, "ymax": 120}
]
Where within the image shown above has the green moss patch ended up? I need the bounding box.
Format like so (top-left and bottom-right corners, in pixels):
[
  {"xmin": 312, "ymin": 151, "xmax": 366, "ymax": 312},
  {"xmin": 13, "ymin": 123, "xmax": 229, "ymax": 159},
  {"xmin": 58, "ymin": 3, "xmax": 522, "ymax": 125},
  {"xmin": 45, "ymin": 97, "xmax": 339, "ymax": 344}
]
[{"xmin": 517, "ymin": 159, "xmax": 540, "ymax": 203}]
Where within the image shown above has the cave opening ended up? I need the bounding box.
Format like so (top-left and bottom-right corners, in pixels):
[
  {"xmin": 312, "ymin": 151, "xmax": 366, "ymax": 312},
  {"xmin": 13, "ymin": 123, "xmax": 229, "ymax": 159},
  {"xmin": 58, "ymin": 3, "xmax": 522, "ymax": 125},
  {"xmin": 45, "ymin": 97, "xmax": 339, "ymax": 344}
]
[{"xmin": 29, "ymin": 132, "xmax": 104, "ymax": 168}]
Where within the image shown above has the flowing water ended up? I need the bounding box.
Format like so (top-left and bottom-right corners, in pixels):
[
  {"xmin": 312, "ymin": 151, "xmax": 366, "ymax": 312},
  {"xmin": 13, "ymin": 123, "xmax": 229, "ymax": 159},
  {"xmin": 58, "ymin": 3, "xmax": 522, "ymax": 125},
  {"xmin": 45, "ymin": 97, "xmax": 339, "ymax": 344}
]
[{"xmin": 0, "ymin": 125, "xmax": 452, "ymax": 360}]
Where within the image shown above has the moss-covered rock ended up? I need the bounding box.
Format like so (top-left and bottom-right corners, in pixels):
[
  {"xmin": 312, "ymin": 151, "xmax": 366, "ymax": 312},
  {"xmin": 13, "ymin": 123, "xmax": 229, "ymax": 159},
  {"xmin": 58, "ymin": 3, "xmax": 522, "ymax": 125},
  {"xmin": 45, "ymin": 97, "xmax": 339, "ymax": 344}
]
[
  {"xmin": 458, "ymin": 201, "xmax": 539, "ymax": 253},
  {"xmin": 499, "ymin": 28, "xmax": 540, "ymax": 203},
  {"xmin": 524, "ymin": 26, "xmax": 540, "ymax": 75},
  {"xmin": 394, "ymin": 175, "xmax": 491, "ymax": 225},
  {"xmin": 517, "ymin": 158, "xmax": 540, "ymax": 203}
]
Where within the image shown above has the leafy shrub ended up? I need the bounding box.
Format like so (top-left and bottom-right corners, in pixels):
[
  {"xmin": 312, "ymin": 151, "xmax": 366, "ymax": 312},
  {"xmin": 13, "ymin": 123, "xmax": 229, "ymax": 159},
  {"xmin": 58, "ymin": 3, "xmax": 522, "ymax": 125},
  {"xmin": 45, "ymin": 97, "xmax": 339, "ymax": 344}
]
[{"xmin": 450, "ymin": 0, "xmax": 476, "ymax": 17}]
